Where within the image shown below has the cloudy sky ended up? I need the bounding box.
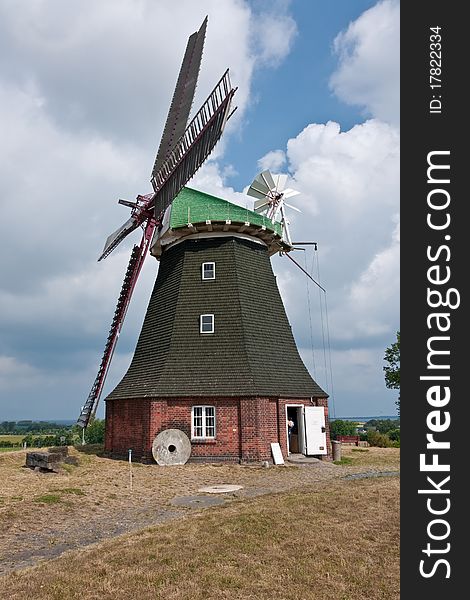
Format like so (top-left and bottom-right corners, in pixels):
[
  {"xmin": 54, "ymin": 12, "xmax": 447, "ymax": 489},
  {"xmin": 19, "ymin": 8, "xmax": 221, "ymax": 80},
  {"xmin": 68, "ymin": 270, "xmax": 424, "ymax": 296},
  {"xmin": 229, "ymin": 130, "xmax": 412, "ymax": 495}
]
[{"xmin": 0, "ymin": 0, "xmax": 399, "ymax": 420}]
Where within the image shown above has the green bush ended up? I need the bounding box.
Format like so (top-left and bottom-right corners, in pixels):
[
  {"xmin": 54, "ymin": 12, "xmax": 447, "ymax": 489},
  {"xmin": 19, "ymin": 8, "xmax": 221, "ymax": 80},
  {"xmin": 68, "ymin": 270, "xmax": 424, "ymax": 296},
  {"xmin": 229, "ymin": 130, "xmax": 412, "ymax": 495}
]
[
  {"xmin": 388, "ymin": 428, "xmax": 400, "ymax": 442},
  {"xmin": 367, "ymin": 430, "xmax": 393, "ymax": 448},
  {"xmin": 0, "ymin": 440, "xmax": 21, "ymax": 448}
]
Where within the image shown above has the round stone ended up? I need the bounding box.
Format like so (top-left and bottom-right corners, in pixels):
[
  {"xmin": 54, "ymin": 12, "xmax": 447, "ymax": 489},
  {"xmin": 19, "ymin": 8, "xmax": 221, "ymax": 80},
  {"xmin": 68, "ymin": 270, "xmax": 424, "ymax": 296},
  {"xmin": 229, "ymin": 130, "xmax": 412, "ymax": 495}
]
[
  {"xmin": 152, "ymin": 429, "xmax": 191, "ymax": 465},
  {"xmin": 197, "ymin": 484, "xmax": 243, "ymax": 494}
]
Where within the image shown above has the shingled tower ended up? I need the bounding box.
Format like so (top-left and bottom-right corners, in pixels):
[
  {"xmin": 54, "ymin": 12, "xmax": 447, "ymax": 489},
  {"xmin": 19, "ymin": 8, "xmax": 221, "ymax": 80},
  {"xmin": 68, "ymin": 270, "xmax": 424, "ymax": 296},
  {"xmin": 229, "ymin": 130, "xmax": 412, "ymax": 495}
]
[{"xmin": 104, "ymin": 188, "xmax": 330, "ymax": 462}]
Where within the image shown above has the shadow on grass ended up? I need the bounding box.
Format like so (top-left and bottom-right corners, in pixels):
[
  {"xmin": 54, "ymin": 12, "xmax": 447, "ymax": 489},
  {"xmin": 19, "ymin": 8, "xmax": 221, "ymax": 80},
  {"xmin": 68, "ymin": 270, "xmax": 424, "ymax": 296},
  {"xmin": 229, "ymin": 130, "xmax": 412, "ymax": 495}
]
[{"xmin": 73, "ymin": 444, "xmax": 105, "ymax": 457}]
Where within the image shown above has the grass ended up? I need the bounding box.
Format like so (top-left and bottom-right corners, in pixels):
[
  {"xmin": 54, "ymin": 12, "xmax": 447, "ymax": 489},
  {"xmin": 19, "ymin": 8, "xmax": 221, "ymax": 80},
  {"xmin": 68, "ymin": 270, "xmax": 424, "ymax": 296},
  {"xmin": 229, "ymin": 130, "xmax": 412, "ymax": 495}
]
[
  {"xmin": 340, "ymin": 446, "xmax": 400, "ymax": 469},
  {"xmin": 0, "ymin": 476, "xmax": 399, "ymax": 600},
  {"xmin": 0, "ymin": 445, "xmax": 399, "ymax": 598},
  {"xmin": 61, "ymin": 462, "xmax": 77, "ymax": 474},
  {"xmin": 33, "ymin": 494, "xmax": 62, "ymax": 504},
  {"xmin": 333, "ymin": 457, "xmax": 353, "ymax": 465},
  {"xmin": 57, "ymin": 487, "xmax": 86, "ymax": 496}
]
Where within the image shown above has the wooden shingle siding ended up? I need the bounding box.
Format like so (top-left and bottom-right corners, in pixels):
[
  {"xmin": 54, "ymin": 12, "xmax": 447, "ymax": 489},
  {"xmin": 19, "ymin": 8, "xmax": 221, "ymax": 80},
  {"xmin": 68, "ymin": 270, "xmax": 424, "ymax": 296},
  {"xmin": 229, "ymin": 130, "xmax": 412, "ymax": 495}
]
[{"xmin": 106, "ymin": 236, "xmax": 326, "ymax": 401}]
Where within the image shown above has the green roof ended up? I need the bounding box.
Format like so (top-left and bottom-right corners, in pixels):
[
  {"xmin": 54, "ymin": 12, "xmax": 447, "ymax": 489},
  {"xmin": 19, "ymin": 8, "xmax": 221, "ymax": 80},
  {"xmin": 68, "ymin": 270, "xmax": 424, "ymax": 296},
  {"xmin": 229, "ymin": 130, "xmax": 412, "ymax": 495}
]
[{"xmin": 169, "ymin": 187, "xmax": 283, "ymax": 237}]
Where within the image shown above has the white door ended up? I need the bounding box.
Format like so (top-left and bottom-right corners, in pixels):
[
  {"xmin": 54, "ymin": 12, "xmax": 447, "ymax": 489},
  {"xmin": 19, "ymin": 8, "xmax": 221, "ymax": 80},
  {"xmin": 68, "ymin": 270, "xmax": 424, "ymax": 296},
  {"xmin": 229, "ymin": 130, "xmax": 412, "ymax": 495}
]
[{"xmin": 304, "ymin": 406, "xmax": 327, "ymax": 455}]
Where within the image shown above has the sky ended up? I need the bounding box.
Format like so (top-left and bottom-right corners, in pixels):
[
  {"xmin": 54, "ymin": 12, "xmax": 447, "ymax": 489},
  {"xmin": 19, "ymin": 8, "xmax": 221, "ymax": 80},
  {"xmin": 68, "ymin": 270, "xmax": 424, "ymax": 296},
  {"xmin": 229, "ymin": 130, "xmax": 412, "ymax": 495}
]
[{"xmin": 0, "ymin": 0, "xmax": 399, "ymax": 420}]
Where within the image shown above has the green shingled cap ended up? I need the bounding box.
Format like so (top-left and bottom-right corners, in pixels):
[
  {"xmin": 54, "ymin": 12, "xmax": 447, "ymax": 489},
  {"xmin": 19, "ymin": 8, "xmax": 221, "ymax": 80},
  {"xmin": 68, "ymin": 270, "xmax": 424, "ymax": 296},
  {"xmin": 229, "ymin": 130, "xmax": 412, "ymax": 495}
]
[{"xmin": 169, "ymin": 187, "xmax": 283, "ymax": 237}]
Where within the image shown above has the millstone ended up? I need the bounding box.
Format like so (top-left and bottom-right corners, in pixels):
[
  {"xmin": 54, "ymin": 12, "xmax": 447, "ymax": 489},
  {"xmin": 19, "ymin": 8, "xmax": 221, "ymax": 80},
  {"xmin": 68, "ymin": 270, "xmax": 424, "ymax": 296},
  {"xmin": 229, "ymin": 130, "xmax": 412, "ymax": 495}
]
[
  {"xmin": 197, "ymin": 484, "xmax": 243, "ymax": 494},
  {"xmin": 152, "ymin": 429, "xmax": 191, "ymax": 466}
]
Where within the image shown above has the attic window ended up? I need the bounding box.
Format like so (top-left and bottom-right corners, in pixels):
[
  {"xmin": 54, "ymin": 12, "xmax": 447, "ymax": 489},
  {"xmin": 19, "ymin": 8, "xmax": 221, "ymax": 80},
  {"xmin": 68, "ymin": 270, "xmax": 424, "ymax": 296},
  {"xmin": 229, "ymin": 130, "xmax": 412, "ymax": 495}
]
[
  {"xmin": 202, "ymin": 262, "xmax": 215, "ymax": 280},
  {"xmin": 200, "ymin": 314, "xmax": 214, "ymax": 334}
]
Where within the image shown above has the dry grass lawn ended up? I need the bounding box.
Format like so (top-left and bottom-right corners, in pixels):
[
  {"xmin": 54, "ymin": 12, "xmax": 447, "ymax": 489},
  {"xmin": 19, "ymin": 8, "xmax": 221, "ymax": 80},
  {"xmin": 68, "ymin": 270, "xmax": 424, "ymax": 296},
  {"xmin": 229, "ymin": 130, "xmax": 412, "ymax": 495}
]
[{"xmin": 0, "ymin": 445, "xmax": 399, "ymax": 599}]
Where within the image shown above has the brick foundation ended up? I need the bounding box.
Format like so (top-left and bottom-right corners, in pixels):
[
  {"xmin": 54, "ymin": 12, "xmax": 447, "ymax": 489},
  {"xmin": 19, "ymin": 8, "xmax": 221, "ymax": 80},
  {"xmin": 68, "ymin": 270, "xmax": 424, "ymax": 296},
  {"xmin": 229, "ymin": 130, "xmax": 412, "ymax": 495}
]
[{"xmin": 105, "ymin": 396, "xmax": 331, "ymax": 463}]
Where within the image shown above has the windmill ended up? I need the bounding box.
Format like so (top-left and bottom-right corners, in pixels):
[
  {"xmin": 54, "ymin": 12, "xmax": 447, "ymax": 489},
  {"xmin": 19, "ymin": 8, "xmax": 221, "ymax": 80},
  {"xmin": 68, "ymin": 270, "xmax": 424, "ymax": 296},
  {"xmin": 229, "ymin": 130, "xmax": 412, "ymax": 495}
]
[
  {"xmin": 246, "ymin": 169, "xmax": 300, "ymax": 245},
  {"xmin": 77, "ymin": 17, "xmax": 237, "ymax": 429}
]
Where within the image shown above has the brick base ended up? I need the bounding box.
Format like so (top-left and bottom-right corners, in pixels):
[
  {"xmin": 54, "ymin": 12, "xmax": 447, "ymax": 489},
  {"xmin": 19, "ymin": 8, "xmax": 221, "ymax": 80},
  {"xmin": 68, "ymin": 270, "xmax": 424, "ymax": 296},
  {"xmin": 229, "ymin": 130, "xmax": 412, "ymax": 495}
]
[{"xmin": 105, "ymin": 396, "xmax": 331, "ymax": 463}]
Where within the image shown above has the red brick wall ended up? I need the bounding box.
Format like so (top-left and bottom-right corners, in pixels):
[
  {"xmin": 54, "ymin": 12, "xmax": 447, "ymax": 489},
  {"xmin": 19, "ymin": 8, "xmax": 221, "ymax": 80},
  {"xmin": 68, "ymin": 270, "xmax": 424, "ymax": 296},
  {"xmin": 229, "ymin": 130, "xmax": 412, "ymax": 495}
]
[
  {"xmin": 105, "ymin": 395, "xmax": 330, "ymax": 462},
  {"xmin": 104, "ymin": 398, "xmax": 150, "ymax": 459},
  {"xmin": 155, "ymin": 397, "xmax": 241, "ymax": 460}
]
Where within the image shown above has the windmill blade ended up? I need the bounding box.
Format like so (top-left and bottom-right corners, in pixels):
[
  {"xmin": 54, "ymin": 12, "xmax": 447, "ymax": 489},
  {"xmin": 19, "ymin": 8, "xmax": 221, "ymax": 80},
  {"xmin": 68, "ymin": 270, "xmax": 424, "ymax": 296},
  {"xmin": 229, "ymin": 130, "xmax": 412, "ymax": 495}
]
[
  {"xmin": 250, "ymin": 172, "xmax": 271, "ymax": 196},
  {"xmin": 151, "ymin": 69, "xmax": 236, "ymax": 217},
  {"xmin": 283, "ymin": 188, "xmax": 300, "ymax": 199},
  {"xmin": 284, "ymin": 202, "xmax": 301, "ymax": 213},
  {"xmin": 78, "ymin": 220, "xmax": 157, "ymax": 428},
  {"xmin": 273, "ymin": 173, "xmax": 288, "ymax": 194},
  {"xmin": 259, "ymin": 170, "xmax": 276, "ymax": 192},
  {"xmin": 247, "ymin": 183, "xmax": 270, "ymax": 200},
  {"xmin": 253, "ymin": 197, "xmax": 271, "ymax": 211},
  {"xmin": 151, "ymin": 17, "xmax": 207, "ymax": 181},
  {"xmin": 98, "ymin": 216, "xmax": 139, "ymax": 261}
]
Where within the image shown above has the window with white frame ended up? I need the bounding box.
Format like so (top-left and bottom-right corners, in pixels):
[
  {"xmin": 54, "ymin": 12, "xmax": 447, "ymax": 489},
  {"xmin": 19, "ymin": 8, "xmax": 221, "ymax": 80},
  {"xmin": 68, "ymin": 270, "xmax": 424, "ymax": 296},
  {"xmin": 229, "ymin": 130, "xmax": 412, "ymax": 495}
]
[
  {"xmin": 192, "ymin": 405, "xmax": 216, "ymax": 439},
  {"xmin": 202, "ymin": 262, "xmax": 215, "ymax": 280},
  {"xmin": 200, "ymin": 313, "xmax": 214, "ymax": 333}
]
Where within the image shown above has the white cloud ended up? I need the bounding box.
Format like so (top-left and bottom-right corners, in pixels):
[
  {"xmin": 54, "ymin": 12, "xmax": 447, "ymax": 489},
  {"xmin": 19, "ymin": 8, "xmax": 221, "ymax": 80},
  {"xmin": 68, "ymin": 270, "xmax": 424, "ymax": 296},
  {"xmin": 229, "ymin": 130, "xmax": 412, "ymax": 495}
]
[
  {"xmin": 258, "ymin": 149, "xmax": 286, "ymax": 172},
  {"xmin": 329, "ymin": 0, "xmax": 400, "ymax": 125},
  {"xmin": 250, "ymin": 12, "xmax": 297, "ymax": 67}
]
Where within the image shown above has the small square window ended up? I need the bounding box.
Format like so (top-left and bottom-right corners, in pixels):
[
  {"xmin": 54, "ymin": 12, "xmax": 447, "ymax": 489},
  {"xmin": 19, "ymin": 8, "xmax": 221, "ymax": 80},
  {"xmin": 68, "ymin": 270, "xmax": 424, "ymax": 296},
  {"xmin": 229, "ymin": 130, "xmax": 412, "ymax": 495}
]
[
  {"xmin": 202, "ymin": 262, "xmax": 215, "ymax": 280},
  {"xmin": 200, "ymin": 314, "xmax": 214, "ymax": 334}
]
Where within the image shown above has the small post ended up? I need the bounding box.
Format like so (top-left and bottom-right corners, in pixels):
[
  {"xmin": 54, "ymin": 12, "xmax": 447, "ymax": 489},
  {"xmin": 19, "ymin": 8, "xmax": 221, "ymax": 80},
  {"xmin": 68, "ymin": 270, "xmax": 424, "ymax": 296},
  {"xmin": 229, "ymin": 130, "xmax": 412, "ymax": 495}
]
[
  {"xmin": 128, "ymin": 449, "xmax": 133, "ymax": 492},
  {"xmin": 82, "ymin": 427, "xmax": 86, "ymax": 446},
  {"xmin": 332, "ymin": 440, "xmax": 342, "ymax": 462}
]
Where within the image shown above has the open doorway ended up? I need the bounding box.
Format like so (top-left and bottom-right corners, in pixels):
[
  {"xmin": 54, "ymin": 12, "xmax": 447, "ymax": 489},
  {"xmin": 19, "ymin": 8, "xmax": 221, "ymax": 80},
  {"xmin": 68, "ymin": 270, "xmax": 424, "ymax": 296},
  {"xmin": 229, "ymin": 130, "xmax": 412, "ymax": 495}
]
[
  {"xmin": 286, "ymin": 405, "xmax": 305, "ymax": 455},
  {"xmin": 286, "ymin": 404, "xmax": 328, "ymax": 456}
]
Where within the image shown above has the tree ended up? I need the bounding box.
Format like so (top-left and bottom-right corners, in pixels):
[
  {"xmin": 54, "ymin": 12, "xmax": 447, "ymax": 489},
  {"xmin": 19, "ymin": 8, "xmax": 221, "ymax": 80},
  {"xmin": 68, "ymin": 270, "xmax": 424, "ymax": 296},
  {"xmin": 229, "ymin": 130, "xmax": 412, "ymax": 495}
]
[
  {"xmin": 366, "ymin": 418, "xmax": 400, "ymax": 433},
  {"xmin": 330, "ymin": 419, "xmax": 358, "ymax": 438},
  {"xmin": 84, "ymin": 419, "xmax": 105, "ymax": 444},
  {"xmin": 384, "ymin": 331, "xmax": 400, "ymax": 414}
]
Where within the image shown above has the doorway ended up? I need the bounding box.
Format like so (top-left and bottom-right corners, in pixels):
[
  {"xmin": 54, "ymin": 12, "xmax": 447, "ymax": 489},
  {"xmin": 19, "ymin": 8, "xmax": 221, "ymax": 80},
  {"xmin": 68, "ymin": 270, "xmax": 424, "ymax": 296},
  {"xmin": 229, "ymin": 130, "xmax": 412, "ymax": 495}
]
[
  {"xmin": 286, "ymin": 404, "xmax": 328, "ymax": 456},
  {"xmin": 286, "ymin": 405, "xmax": 305, "ymax": 455}
]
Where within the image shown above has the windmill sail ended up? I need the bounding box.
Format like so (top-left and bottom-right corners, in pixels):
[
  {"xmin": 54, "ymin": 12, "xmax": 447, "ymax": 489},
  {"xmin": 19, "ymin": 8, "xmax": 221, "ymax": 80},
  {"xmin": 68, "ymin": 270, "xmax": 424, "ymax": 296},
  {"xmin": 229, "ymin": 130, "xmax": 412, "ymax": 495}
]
[
  {"xmin": 246, "ymin": 169, "xmax": 300, "ymax": 246},
  {"xmin": 151, "ymin": 69, "xmax": 236, "ymax": 217},
  {"xmin": 151, "ymin": 17, "xmax": 207, "ymax": 180},
  {"xmin": 99, "ymin": 216, "xmax": 139, "ymax": 261},
  {"xmin": 78, "ymin": 242, "xmax": 144, "ymax": 429}
]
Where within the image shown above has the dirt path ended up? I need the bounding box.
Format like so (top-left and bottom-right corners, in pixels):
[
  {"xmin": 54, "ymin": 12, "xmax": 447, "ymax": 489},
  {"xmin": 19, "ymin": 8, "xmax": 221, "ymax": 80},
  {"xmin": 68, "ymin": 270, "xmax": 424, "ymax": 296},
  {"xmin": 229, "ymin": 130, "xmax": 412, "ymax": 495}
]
[{"xmin": 0, "ymin": 446, "xmax": 399, "ymax": 575}]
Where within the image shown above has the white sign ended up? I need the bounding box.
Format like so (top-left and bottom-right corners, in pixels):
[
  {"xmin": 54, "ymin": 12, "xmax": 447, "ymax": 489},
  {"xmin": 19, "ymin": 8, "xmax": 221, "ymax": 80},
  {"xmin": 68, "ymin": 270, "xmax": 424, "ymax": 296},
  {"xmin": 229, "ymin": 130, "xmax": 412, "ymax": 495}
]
[{"xmin": 271, "ymin": 442, "xmax": 284, "ymax": 465}]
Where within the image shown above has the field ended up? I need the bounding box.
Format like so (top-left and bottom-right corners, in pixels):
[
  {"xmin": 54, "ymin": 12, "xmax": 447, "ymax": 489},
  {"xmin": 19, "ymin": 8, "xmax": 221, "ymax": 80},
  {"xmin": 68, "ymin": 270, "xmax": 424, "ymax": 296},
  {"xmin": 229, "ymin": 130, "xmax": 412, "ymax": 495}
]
[
  {"xmin": 0, "ymin": 435, "xmax": 26, "ymax": 442},
  {"xmin": 0, "ymin": 446, "xmax": 399, "ymax": 599},
  {"xmin": 0, "ymin": 435, "xmax": 25, "ymax": 453}
]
